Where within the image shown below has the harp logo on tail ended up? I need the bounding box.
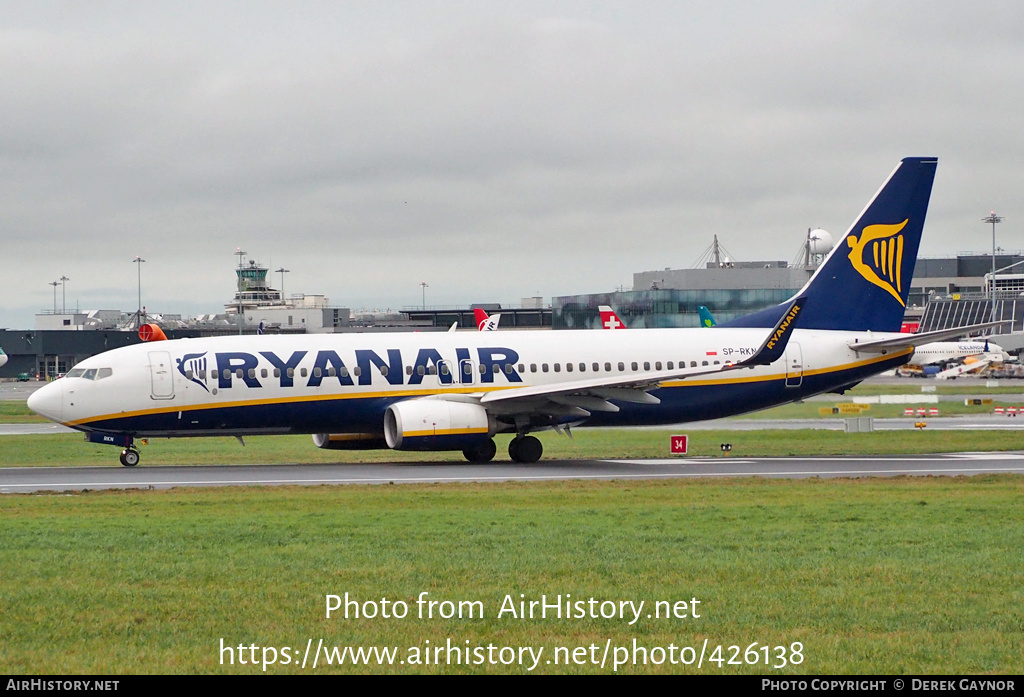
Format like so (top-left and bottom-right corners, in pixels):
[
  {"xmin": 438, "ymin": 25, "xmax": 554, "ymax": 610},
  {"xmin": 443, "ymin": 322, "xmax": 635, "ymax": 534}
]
[{"xmin": 846, "ymin": 219, "xmax": 909, "ymax": 307}]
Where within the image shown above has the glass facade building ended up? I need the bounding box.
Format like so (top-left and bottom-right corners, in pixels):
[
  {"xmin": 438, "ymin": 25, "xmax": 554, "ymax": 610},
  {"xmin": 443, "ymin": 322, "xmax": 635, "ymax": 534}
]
[{"xmin": 552, "ymin": 288, "xmax": 799, "ymax": 330}]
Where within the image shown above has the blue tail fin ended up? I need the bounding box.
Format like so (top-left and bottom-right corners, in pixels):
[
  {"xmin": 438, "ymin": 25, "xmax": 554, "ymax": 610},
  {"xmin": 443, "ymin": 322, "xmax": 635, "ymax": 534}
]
[{"xmin": 724, "ymin": 157, "xmax": 938, "ymax": 332}]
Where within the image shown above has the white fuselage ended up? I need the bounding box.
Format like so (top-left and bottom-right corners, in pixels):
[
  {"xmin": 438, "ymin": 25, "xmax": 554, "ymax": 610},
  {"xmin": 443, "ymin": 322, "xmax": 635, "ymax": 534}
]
[
  {"xmin": 28, "ymin": 327, "xmax": 909, "ymax": 438},
  {"xmin": 910, "ymin": 341, "xmax": 1008, "ymax": 367}
]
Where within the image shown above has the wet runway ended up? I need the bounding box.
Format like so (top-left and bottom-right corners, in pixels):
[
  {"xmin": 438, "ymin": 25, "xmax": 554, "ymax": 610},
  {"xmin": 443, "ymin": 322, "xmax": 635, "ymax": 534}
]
[{"xmin": 3, "ymin": 451, "xmax": 1024, "ymax": 493}]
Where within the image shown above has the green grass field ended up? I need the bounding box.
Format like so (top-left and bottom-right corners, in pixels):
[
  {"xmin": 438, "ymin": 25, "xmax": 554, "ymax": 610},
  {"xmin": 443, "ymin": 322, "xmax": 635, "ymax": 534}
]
[
  {"xmin": 3, "ymin": 427, "xmax": 1024, "ymax": 468},
  {"xmin": 2, "ymin": 388, "xmax": 1023, "ymax": 674},
  {"xmin": 2, "ymin": 477, "xmax": 1022, "ymax": 674}
]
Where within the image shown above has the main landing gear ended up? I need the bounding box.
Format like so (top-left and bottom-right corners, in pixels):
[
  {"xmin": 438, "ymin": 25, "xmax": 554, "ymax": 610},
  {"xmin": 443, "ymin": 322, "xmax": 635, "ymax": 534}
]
[
  {"xmin": 461, "ymin": 435, "xmax": 544, "ymax": 463},
  {"xmin": 462, "ymin": 439, "xmax": 497, "ymax": 463},
  {"xmin": 508, "ymin": 435, "xmax": 543, "ymax": 463}
]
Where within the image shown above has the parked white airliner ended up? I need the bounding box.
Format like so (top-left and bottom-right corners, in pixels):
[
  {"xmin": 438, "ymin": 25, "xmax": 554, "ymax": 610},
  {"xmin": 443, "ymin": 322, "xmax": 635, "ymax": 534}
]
[
  {"xmin": 30, "ymin": 158, "xmax": 986, "ymax": 467},
  {"xmin": 909, "ymin": 340, "xmax": 1009, "ymax": 367}
]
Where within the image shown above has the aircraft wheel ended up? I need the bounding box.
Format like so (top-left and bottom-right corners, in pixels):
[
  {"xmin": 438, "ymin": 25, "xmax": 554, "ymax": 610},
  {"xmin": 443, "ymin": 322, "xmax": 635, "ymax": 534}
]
[
  {"xmin": 120, "ymin": 449, "xmax": 140, "ymax": 467},
  {"xmin": 463, "ymin": 439, "xmax": 496, "ymax": 463},
  {"xmin": 509, "ymin": 435, "xmax": 542, "ymax": 463}
]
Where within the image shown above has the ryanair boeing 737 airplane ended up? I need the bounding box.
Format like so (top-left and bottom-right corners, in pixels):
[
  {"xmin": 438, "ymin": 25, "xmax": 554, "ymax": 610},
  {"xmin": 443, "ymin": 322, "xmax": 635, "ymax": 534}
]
[{"xmin": 31, "ymin": 158, "xmax": 986, "ymax": 467}]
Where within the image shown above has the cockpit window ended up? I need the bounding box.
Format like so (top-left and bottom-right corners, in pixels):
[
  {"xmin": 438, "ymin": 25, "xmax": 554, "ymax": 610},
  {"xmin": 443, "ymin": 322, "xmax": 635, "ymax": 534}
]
[{"xmin": 65, "ymin": 367, "xmax": 112, "ymax": 380}]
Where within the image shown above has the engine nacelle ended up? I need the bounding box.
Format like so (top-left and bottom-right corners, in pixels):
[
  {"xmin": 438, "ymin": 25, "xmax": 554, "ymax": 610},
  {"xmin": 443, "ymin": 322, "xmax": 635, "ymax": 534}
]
[
  {"xmin": 312, "ymin": 433, "xmax": 387, "ymax": 450},
  {"xmin": 384, "ymin": 400, "xmax": 495, "ymax": 451}
]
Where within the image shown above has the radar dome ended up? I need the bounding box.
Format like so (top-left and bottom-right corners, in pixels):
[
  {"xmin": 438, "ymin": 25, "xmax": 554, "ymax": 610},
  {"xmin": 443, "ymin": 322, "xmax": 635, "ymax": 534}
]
[{"xmin": 808, "ymin": 229, "xmax": 833, "ymax": 255}]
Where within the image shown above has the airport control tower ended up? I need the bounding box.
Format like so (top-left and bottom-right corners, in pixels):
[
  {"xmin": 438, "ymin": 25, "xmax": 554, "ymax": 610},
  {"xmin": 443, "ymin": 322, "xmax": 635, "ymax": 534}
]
[{"xmin": 225, "ymin": 250, "xmax": 284, "ymax": 315}]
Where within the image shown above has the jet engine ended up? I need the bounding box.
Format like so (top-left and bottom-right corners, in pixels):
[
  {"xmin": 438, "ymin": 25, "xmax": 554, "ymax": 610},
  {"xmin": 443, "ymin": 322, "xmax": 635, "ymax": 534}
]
[
  {"xmin": 312, "ymin": 433, "xmax": 387, "ymax": 450},
  {"xmin": 384, "ymin": 399, "xmax": 496, "ymax": 451}
]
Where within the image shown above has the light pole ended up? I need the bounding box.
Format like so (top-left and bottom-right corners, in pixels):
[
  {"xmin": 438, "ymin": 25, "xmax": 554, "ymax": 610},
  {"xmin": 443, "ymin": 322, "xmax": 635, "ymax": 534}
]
[
  {"xmin": 133, "ymin": 256, "xmax": 145, "ymax": 324},
  {"xmin": 276, "ymin": 267, "xmax": 290, "ymax": 299},
  {"xmin": 49, "ymin": 281, "xmax": 59, "ymax": 314},
  {"xmin": 420, "ymin": 281, "xmax": 428, "ymax": 310},
  {"xmin": 59, "ymin": 276, "xmax": 69, "ymax": 314},
  {"xmin": 982, "ymin": 211, "xmax": 1004, "ymax": 322}
]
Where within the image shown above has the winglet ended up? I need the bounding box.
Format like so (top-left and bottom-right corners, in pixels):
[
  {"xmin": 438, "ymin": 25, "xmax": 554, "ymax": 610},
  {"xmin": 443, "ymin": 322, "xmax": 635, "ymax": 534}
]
[{"xmin": 738, "ymin": 295, "xmax": 806, "ymax": 366}]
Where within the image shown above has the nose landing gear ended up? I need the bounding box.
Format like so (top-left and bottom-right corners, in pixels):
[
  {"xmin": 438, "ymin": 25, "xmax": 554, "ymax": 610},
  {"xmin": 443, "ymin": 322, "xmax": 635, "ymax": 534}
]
[
  {"xmin": 119, "ymin": 448, "xmax": 141, "ymax": 467},
  {"xmin": 86, "ymin": 431, "xmax": 141, "ymax": 467}
]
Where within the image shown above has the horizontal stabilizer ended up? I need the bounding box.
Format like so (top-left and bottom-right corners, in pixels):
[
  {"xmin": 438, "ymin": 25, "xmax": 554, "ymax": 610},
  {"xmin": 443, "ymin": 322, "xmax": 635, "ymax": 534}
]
[{"xmin": 848, "ymin": 321, "xmax": 1008, "ymax": 353}]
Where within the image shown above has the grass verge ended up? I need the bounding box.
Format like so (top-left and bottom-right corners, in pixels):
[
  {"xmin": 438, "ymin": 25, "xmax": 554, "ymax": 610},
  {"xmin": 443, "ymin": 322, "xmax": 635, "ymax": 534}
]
[
  {"xmin": 1, "ymin": 476, "xmax": 1021, "ymax": 674},
  {"xmin": 2, "ymin": 428, "xmax": 1024, "ymax": 467}
]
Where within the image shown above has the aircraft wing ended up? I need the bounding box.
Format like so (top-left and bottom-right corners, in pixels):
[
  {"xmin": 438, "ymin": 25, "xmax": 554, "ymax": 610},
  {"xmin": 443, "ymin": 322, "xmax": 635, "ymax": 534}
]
[
  {"xmin": 847, "ymin": 321, "xmax": 1008, "ymax": 353},
  {"xmin": 479, "ymin": 295, "xmax": 806, "ymax": 410}
]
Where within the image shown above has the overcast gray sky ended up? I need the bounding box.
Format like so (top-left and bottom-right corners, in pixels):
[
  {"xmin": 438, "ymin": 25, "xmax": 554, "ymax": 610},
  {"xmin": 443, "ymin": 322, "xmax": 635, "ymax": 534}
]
[{"xmin": 3, "ymin": 1, "xmax": 1022, "ymax": 328}]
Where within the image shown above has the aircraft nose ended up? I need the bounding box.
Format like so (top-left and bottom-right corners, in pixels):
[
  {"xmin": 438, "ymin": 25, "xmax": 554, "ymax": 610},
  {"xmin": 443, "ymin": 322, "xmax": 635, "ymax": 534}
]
[{"xmin": 27, "ymin": 381, "xmax": 64, "ymax": 423}]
